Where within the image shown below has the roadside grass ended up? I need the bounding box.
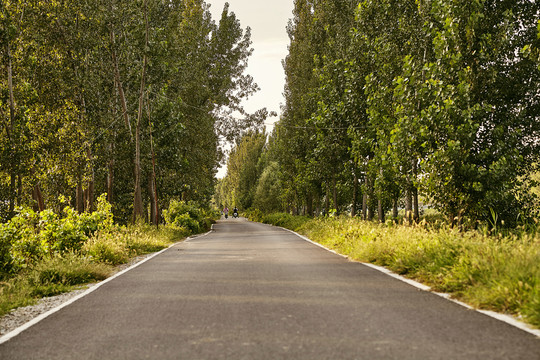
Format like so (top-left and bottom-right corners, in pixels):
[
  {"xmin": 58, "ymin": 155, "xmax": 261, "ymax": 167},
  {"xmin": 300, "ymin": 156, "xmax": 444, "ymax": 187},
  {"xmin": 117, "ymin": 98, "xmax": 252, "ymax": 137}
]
[
  {"xmin": 0, "ymin": 224, "xmax": 183, "ymax": 318},
  {"xmin": 258, "ymin": 214, "xmax": 540, "ymax": 329},
  {"xmin": 0, "ymin": 254, "xmax": 113, "ymax": 316},
  {"xmin": 260, "ymin": 212, "xmax": 312, "ymax": 231}
]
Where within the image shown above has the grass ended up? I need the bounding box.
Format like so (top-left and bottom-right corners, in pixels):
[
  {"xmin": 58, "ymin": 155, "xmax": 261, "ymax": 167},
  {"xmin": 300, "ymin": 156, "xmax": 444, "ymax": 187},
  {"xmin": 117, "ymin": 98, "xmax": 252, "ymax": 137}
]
[
  {"xmin": 0, "ymin": 224, "xmax": 184, "ymax": 318},
  {"xmin": 259, "ymin": 214, "xmax": 540, "ymax": 329},
  {"xmin": 0, "ymin": 253, "xmax": 112, "ymax": 316}
]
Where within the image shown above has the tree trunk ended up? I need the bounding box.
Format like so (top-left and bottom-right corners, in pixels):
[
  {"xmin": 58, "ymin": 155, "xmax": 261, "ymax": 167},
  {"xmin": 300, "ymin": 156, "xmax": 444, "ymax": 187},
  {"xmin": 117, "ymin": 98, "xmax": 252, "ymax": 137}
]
[
  {"xmin": 332, "ymin": 175, "xmax": 338, "ymax": 215},
  {"xmin": 411, "ymin": 160, "xmax": 420, "ymax": 222},
  {"xmin": 7, "ymin": 41, "xmax": 17, "ymax": 217},
  {"xmin": 32, "ymin": 184, "xmax": 45, "ymax": 212},
  {"xmin": 392, "ymin": 198, "xmax": 398, "ymax": 219},
  {"xmin": 413, "ymin": 186, "xmax": 420, "ymax": 222},
  {"xmin": 86, "ymin": 147, "xmax": 95, "ymax": 212},
  {"xmin": 76, "ymin": 176, "xmax": 84, "ymax": 213},
  {"xmin": 132, "ymin": 0, "xmax": 149, "ymax": 223},
  {"xmin": 405, "ymin": 185, "xmax": 413, "ymax": 224},
  {"xmin": 325, "ymin": 183, "xmax": 330, "ymax": 215},
  {"xmin": 147, "ymin": 96, "xmax": 159, "ymax": 226},
  {"xmin": 367, "ymin": 176, "xmax": 375, "ymax": 221},
  {"xmin": 17, "ymin": 174, "xmax": 22, "ymax": 207},
  {"xmin": 148, "ymin": 158, "xmax": 159, "ymax": 225},
  {"xmin": 107, "ymin": 143, "xmax": 114, "ymax": 204},
  {"xmin": 110, "ymin": 31, "xmax": 132, "ymax": 137},
  {"xmin": 412, "ymin": 160, "xmax": 420, "ymax": 222},
  {"xmin": 352, "ymin": 173, "xmax": 358, "ymax": 217},
  {"xmin": 377, "ymin": 168, "xmax": 384, "ymax": 222},
  {"xmin": 378, "ymin": 198, "xmax": 385, "ymax": 223},
  {"xmin": 133, "ymin": 124, "xmax": 144, "ymax": 222},
  {"xmin": 362, "ymin": 175, "xmax": 368, "ymax": 221},
  {"xmin": 306, "ymin": 192, "xmax": 313, "ymax": 217},
  {"xmin": 315, "ymin": 191, "xmax": 320, "ymax": 217},
  {"xmin": 148, "ymin": 173, "xmax": 156, "ymax": 225}
]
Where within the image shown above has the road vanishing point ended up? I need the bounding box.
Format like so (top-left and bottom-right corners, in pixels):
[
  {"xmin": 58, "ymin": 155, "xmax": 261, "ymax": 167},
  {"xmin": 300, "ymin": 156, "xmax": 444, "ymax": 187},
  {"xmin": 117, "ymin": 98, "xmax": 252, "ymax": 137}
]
[{"xmin": 0, "ymin": 219, "xmax": 539, "ymax": 359}]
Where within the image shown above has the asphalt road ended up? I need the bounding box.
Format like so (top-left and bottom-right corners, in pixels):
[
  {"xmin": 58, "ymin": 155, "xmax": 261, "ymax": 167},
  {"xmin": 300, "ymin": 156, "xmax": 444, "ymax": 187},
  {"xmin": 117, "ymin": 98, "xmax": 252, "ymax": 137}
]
[{"xmin": 1, "ymin": 219, "xmax": 539, "ymax": 359}]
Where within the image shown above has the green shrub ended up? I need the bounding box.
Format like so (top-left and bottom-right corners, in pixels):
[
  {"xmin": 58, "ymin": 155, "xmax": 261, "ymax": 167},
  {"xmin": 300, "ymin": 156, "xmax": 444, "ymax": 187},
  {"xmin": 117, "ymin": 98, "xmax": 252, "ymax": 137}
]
[
  {"xmin": 30, "ymin": 253, "xmax": 110, "ymax": 287},
  {"xmin": 0, "ymin": 195, "xmax": 118, "ymax": 275},
  {"xmin": 39, "ymin": 209, "xmax": 87, "ymax": 254},
  {"xmin": 0, "ymin": 223, "xmax": 13, "ymax": 278},
  {"xmin": 173, "ymin": 213, "xmax": 200, "ymax": 234},
  {"xmin": 7, "ymin": 209, "xmax": 46, "ymax": 273},
  {"xmin": 163, "ymin": 200, "xmax": 215, "ymax": 234},
  {"xmin": 0, "ymin": 199, "xmax": 187, "ymax": 317}
]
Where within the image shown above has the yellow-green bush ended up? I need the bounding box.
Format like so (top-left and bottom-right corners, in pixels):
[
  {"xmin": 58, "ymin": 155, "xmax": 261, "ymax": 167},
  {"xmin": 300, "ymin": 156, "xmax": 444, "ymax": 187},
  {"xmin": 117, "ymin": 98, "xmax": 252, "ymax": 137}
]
[
  {"xmin": 163, "ymin": 200, "xmax": 216, "ymax": 234},
  {"xmin": 0, "ymin": 195, "xmax": 117, "ymax": 276}
]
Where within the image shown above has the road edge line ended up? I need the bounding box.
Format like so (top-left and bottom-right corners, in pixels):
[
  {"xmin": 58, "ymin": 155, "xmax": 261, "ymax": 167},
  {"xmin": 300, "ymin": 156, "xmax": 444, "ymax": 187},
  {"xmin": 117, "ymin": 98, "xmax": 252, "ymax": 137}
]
[
  {"xmin": 0, "ymin": 229, "xmax": 214, "ymax": 346},
  {"xmin": 279, "ymin": 225, "xmax": 540, "ymax": 338}
]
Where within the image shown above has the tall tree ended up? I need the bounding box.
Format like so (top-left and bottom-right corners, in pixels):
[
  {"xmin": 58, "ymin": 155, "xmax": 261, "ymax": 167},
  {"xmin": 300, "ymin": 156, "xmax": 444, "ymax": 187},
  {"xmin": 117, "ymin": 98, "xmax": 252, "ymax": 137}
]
[
  {"xmin": 0, "ymin": 0, "xmax": 262, "ymax": 223},
  {"xmin": 309, "ymin": 0, "xmax": 358, "ymax": 215},
  {"xmin": 217, "ymin": 130, "xmax": 266, "ymax": 210},
  {"xmin": 279, "ymin": 0, "xmax": 321, "ymax": 214},
  {"xmin": 417, "ymin": 0, "xmax": 540, "ymax": 225}
]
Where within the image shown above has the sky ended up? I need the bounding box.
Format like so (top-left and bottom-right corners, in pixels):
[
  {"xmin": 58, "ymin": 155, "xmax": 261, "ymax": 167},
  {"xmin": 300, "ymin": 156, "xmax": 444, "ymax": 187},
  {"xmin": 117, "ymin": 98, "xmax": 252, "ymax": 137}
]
[
  {"xmin": 207, "ymin": 0, "xmax": 294, "ymax": 177},
  {"xmin": 207, "ymin": 0, "xmax": 293, "ymax": 130}
]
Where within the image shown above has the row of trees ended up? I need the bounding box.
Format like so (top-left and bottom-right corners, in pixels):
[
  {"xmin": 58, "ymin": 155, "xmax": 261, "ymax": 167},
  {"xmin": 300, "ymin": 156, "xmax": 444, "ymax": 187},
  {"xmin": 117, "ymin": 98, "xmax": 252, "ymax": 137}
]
[
  {"xmin": 0, "ymin": 0, "xmax": 265, "ymax": 223},
  {"xmin": 219, "ymin": 0, "xmax": 540, "ymax": 226}
]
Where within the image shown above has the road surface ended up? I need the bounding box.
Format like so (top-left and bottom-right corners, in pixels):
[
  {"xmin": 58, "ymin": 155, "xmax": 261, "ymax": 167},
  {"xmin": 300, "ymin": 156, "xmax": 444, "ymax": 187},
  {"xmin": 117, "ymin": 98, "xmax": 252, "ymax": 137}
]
[{"xmin": 0, "ymin": 219, "xmax": 539, "ymax": 359}]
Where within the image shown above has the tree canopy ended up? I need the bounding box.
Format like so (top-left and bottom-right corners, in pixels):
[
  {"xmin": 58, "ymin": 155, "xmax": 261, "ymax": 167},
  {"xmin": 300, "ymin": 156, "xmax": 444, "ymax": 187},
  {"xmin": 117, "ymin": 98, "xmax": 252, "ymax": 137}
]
[
  {"xmin": 224, "ymin": 0, "xmax": 540, "ymax": 227},
  {"xmin": 0, "ymin": 0, "xmax": 265, "ymax": 223}
]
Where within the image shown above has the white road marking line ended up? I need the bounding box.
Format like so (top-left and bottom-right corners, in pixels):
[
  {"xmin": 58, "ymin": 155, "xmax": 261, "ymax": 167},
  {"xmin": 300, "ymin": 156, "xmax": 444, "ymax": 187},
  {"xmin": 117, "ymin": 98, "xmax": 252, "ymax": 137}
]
[{"xmin": 278, "ymin": 225, "xmax": 540, "ymax": 338}]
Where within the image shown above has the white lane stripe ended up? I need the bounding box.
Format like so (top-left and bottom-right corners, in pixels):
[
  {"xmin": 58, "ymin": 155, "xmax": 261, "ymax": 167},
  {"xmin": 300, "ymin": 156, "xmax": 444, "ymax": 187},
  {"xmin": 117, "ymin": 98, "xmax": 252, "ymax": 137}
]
[
  {"xmin": 0, "ymin": 229, "xmax": 215, "ymax": 345},
  {"xmin": 278, "ymin": 225, "xmax": 540, "ymax": 338}
]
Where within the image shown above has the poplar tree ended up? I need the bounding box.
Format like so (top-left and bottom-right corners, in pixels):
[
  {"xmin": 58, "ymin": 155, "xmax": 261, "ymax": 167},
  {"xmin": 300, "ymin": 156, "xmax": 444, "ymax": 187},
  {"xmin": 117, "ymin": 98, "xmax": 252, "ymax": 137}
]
[{"xmin": 0, "ymin": 0, "xmax": 261, "ymax": 223}]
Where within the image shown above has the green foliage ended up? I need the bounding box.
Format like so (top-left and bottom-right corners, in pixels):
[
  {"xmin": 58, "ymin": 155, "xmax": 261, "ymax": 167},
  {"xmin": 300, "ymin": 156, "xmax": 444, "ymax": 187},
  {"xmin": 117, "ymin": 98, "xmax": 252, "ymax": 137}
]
[
  {"xmin": 0, "ymin": 195, "xmax": 115, "ymax": 275},
  {"xmin": 163, "ymin": 200, "xmax": 215, "ymax": 235},
  {"xmin": 3, "ymin": 208, "xmax": 46, "ymax": 274},
  {"xmin": 253, "ymin": 162, "xmax": 283, "ymax": 213},
  {"xmin": 0, "ymin": 0, "xmax": 262, "ymax": 224},
  {"xmin": 28, "ymin": 254, "xmax": 111, "ymax": 297},
  {"xmin": 244, "ymin": 208, "xmax": 264, "ymax": 223},
  {"xmin": 173, "ymin": 213, "xmax": 201, "ymax": 234},
  {"xmin": 215, "ymin": 131, "xmax": 267, "ymax": 211},
  {"xmin": 125, "ymin": 224, "xmax": 185, "ymax": 255},
  {"xmin": 252, "ymin": 0, "xmax": 540, "ymax": 227},
  {"xmin": 82, "ymin": 232, "xmax": 130, "ymax": 266}
]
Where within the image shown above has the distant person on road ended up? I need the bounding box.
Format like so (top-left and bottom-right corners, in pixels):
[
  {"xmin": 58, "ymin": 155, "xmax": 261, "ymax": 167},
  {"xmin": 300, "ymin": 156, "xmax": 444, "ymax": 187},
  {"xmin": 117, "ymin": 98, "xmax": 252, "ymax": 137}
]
[{"xmin": 223, "ymin": 206, "xmax": 229, "ymax": 218}]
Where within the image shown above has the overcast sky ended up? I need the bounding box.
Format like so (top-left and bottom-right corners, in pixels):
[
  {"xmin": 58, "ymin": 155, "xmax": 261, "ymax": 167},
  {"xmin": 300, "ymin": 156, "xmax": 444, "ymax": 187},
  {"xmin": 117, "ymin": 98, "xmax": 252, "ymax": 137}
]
[{"xmin": 207, "ymin": 0, "xmax": 294, "ymax": 129}]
